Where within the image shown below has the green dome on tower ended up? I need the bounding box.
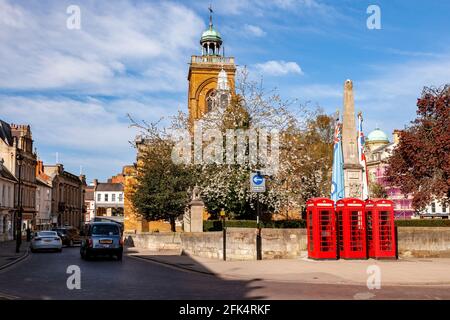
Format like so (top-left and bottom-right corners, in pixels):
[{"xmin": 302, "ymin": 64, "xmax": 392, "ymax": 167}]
[
  {"xmin": 200, "ymin": 7, "xmax": 223, "ymax": 55},
  {"xmin": 201, "ymin": 27, "xmax": 222, "ymax": 43},
  {"xmin": 367, "ymin": 128, "xmax": 389, "ymax": 142}
]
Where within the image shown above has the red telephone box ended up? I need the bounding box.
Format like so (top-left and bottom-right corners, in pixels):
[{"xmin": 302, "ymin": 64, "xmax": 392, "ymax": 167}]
[
  {"xmin": 306, "ymin": 198, "xmax": 337, "ymax": 259},
  {"xmin": 367, "ymin": 199, "xmax": 397, "ymax": 259},
  {"xmin": 336, "ymin": 198, "xmax": 367, "ymax": 259},
  {"xmin": 364, "ymin": 199, "xmax": 376, "ymax": 258}
]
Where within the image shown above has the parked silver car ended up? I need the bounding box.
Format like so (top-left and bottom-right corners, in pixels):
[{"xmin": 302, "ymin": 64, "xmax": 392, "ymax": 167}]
[{"xmin": 30, "ymin": 231, "xmax": 63, "ymax": 253}]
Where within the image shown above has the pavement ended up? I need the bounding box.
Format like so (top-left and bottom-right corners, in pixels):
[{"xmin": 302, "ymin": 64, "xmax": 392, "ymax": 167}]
[
  {"xmin": 0, "ymin": 240, "xmax": 29, "ymax": 271},
  {"xmin": 126, "ymin": 247, "xmax": 450, "ymax": 287},
  {"xmin": 1, "ymin": 245, "xmax": 449, "ymax": 299}
]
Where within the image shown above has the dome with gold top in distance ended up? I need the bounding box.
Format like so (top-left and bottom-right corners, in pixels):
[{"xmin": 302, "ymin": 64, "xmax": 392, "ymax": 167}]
[{"xmin": 367, "ymin": 128, "xmax": 389, "ymax": 143}]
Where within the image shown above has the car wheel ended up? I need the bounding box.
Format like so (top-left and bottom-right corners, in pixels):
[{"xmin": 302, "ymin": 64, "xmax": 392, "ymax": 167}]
[
  {"xmin": 30, "ymin": 248, "xmax": 36, "ymax": 253},
  {"xmin": 117, "ymin": 253, "xmax": 123, "ymax": 261},
  {"xmin": 57, "ymin": 248, "xmax": 62, "ymax": 253}
]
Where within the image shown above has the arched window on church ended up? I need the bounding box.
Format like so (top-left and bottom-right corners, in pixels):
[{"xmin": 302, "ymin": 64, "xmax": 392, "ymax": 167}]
[
  {"xmin": 219, "ymin": 92, "xmax": 230, "ymax": 109},
  {"xmin": 206, "ymin": 89, "xmax": 217, "ymax": 113}
]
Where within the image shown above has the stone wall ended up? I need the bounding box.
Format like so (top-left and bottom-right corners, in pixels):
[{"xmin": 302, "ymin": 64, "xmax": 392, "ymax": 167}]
[
  {"xmin": 125, "ymin": 227, "xmax": 450, "ymax": 259},
  {"xmin": 225, "ymin": 228, "xmax": 257, "ymax": 261},
  {"xmin": 179, "ymin": 228, "xmax": 257, "ymax": 260},
  {"xmin": 181, "ymin": 232, "xmax": 223, "ymax": 259},
  {"xmin": 262, "ymin": 228, "xmax": 307, "ymax": 259},
  {"xmin": 125, "ymin": 228, "xmax": 308, "ymax": 260},
  {"xmin": 397, "ymin": 227, "xmax": 450, "ymax": 258},
  {"xmin": 124, "ymin": 232, "xmax": 182, "ymax": 252}
]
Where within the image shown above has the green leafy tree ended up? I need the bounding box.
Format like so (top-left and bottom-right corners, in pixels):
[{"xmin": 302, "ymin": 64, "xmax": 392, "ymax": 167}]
[
  {"xmin": 369, "ymin": 181, "xmax": 388, "ymax": 199},
  {"xmin": 131, "ymin": 132, "xmax": 195, "ymax": 232}
]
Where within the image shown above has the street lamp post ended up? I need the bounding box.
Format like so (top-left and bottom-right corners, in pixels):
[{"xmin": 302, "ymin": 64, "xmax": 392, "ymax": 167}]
[
  {"xmin": 220, "ymin": 208, "xmax": 226, "ymax": 261},
  {"xmin": 15, "ymin": 154, "xmax": 24, "ymax": 253}
]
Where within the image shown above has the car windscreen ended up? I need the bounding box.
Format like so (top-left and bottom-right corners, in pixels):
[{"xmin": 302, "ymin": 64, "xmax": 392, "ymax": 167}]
[
  {"xmin": 91, "ymin": 225, "xmax": 119, "ymax": 236},
  {"xmin": 54, "ymin": 229, "xmax": 67, "ymax": 234},
  {"xmin": 38, "ymin": 231, "xmax": 57, "ymax": 237}
]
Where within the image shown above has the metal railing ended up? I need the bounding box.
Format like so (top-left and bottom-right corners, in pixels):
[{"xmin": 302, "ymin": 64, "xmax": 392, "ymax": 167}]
[{"xmin": 191, "ymin": 55, "xmax": 235, "ymax": 64}]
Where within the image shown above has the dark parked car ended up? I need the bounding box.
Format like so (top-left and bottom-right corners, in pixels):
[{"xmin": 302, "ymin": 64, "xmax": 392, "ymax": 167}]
[
  {"xmin": 80, "ymin": 222, "xmax": 123, "ymax": 261},
  {"xmin": 52, "ymin": 227, "xmax": 82, "ymax": 247}
]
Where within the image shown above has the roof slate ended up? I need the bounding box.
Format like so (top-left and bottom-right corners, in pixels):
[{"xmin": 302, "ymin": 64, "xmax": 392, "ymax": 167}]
[
  {"xmin": 95, "ymin": 183, "xmax": 124, "ymax": 192},
  {"xmin": 0, "ymin": 120, "xmax": 13, "ymax": 146},
  {"xmin": 0, "ymin": 163, "xmax": 17, "ymax": 182}
]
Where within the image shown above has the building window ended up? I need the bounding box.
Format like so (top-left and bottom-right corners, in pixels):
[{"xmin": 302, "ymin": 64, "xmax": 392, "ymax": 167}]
[
  {"xmin": 443, "ymin": 203, "xmax": 447, "ymax": 213},
  {"xmin": 97, "ymin": 193, "xmax": 101, "ymax": 202},
  {"xmin": 206, "ymin": 90, "xmax": 218, "ymax": 112},
  {"xmin": 112, "ymin": 194, "xmax": 116, "ymax": 202},
  {"xmin": 431, "ymin": 202, "xmax": 436, "ymax": 213},
  {"xmin": 119, "ymin": 193, "xmax": 123, "ymax": 202},
  {"xmin": 105, "ymin": 194, "xmax": 108, "ymax": 202}
]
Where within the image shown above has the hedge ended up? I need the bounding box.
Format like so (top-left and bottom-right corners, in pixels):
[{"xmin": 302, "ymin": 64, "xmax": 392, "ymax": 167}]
[
  {"xmin": 203, "ymin": 219, "xmax": 450, "ymax": 231},
  {"xmin": 203, "ymin": 219, "xmax": 306, "ymax": 231},
  {"xmin": 395, "ymin": 219, "xmax": 450, "ymax": 227}
]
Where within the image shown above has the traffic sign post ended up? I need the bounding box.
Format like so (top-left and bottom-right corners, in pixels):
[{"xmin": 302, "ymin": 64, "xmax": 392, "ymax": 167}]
[
  {"xmin": 250, "ymin": 172, "xmax": 265, "ymax": 261},
  {"xmin": 220, "ymin": 208, "xmax": 226, "ymax": 261}
]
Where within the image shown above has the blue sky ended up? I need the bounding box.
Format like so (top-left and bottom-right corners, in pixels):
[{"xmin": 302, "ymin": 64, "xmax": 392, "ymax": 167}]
[{"xmin": 0, "ymin": 0, "xmax": 449, "ymax": 182}]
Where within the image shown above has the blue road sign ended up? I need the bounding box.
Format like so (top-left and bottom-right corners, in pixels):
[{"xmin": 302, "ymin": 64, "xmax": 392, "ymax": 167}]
[
  {"xmin": 253, "ymin": 174, "xmax": 264, "ymax": 185},
  {"xmin": 251, "ymin": 172, "xmax": 265, "ymax": 192}
]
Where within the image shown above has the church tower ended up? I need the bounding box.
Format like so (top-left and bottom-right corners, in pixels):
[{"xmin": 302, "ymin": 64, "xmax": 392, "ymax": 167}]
[{"xmin": 188, "ymin": 8, "xmax": 236, "ymax": 123}]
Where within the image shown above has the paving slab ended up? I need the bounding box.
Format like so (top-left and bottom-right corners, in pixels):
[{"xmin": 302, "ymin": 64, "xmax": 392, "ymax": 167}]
[
  {"xmin": 126, "ymin": 247, "xmax": 450, "ymax": 286},
  {"xmin": 0, "ymin": 240, "xmax": 29, "ymax": 270}
]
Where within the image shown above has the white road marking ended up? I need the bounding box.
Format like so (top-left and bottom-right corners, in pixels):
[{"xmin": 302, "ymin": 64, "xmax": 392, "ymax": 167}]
[{"xmin": 0, "ymin": 292, "xmax": 20, "ymax": 300}]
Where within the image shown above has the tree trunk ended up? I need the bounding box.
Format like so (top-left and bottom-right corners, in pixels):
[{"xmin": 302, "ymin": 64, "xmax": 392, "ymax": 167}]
[{"xmin": 169, "ymin": 216, "xmax": 176, "ymax": 232}]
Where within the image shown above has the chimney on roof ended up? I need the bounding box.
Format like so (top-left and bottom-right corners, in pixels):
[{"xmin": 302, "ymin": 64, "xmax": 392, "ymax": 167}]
[
  {"xmin": 93, "ymin": 179, "xmax": 98, "ymax": 187},
  {"xmin": 36, "ymin": 160, "xmax": 44, "ymax": 176}
]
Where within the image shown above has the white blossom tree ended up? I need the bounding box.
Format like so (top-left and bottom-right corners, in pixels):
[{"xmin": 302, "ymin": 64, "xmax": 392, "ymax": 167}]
[{"xmin": 130, "ymin": 68, "xmax": 334, "ymax": 221}]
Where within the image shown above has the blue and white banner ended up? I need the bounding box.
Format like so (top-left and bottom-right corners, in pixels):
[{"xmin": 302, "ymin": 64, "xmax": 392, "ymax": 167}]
[{"xmin": 331, "ymin": 113, "xmax": 345, "ymax": 202}]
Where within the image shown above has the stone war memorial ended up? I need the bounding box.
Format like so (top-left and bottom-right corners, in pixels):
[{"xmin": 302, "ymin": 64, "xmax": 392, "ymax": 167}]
[{"xmin": 341, "ymin": 79, "xmax": 364, "ymax": 199}]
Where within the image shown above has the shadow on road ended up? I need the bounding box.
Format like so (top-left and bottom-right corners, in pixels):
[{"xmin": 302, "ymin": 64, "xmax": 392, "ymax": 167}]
[{"xmin": 125, "ymin": 247, "xmax": 266, "ymax": 299}]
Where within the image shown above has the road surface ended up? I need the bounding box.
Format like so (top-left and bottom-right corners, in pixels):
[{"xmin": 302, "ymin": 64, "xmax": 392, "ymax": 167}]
[{"xmin": 0, "ymin": 246, "xmax": 449, "ymax": 300}]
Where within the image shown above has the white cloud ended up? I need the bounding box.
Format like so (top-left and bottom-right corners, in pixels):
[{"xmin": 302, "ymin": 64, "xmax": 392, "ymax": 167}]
[
  {"xmin": 195, "ymin": 0, "xmax": 337, "ymax": 18},
  {"xmin": 254, "ymin": 60, "xmax": 303, "ymax": 76},
  {"xmin": 0, "ymin": 96, "xmax": 132, "ymax": 152},
  {"xmin": 0, "ymin": 0, "xmax": 206, "ymax": 180},
  {"xmin": 0, "ymin": 94, "xmax": 184, "ymax": 179},
  {"xmin": 385, "ymin": 48, "xmax": 443, "ymax": 58},
  {"xmin": 0, "ymin": 0, "xmax": 203, "ymax": 93},
  {"xmin": 359, "ymin": 58, "xmax": 450, "ymax": 105},
  {"xmin": 356, "ymin": 57, "xmax": 450, "ymax": 132},
  {"xmin": 282, "ymin": 56, "xmax": 450, "ymax": 136},
  {"xmin": 0, "ymin": 0, "xmax": 25, "ymax": 28},
  {"xmin": 290, "ymin": 84, "xmax": 342, "ymax": 100},
  {"xmin": 243, "ymin": 24, "xmax": 266, "ymax": 37}
]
